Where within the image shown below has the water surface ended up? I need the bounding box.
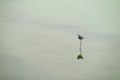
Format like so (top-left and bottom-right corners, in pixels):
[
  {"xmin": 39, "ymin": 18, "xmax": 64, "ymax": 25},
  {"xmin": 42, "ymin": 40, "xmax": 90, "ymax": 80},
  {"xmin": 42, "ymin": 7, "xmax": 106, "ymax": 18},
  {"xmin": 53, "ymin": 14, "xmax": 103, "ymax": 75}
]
[{"xmin": 0, "ymin": 0, "xmax": 120, "ymax": 80}]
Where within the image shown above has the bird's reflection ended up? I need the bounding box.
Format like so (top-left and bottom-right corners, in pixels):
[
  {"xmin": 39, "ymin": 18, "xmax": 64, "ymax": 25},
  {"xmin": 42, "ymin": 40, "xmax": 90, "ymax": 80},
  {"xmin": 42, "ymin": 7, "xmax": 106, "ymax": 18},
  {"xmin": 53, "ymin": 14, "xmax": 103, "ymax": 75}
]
[{"xmin": 77, "ymin": 54, "xmax": 83, "ymax": 59}]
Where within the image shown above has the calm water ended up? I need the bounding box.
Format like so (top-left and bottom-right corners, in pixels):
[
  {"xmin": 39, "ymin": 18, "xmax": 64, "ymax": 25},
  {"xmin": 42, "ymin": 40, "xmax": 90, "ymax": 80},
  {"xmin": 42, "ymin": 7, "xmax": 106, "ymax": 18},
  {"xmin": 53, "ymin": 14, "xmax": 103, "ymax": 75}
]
[
  {"xmin": 0, "ymin": 18, "xmax": 120, "ymax": 80},
  {"xmin": 0, "ymin": 0, "xmax": 120, "ymax": 80}
]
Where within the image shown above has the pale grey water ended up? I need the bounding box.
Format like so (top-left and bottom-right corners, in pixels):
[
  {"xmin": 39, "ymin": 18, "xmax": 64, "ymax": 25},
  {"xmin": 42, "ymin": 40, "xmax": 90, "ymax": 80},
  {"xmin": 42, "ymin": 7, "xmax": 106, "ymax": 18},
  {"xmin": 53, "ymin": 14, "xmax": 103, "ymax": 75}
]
[{"xmin": 0, "ymin": 0, "xmax": 120, "ymax": 80}]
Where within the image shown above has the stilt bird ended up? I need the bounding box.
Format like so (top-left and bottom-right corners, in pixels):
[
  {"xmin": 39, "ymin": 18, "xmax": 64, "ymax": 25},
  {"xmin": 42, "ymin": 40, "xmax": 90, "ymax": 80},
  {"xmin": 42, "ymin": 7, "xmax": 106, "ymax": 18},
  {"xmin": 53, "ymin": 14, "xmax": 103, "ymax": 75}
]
[
  {"xmin": 77, "ymin": 34, "xmax": 84, "ymax": 60},
  {"xmin": 78, "ymin": 34, "xmax": 84, "ymax": 40}
]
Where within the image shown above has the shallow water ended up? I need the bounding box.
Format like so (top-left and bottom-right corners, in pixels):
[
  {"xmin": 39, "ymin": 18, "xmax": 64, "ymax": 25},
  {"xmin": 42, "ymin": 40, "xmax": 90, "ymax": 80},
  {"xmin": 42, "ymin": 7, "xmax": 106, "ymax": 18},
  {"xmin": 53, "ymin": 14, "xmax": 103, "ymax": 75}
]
[
  {"xmin": 0, "ymin": 18, "xmax": 120, "ymax": 80},
  {"xmin": 0, "ymin": 0, "xmax": 120, "ymax": 80}
]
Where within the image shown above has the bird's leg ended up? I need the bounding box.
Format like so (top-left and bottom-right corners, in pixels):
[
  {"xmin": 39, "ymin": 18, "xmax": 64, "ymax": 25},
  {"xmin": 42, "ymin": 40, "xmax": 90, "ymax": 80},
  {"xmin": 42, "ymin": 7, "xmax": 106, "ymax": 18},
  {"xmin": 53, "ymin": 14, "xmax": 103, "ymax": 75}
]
[{"xmin": 79, "ymin": 40, "xmax": 82, "ymax": 55}]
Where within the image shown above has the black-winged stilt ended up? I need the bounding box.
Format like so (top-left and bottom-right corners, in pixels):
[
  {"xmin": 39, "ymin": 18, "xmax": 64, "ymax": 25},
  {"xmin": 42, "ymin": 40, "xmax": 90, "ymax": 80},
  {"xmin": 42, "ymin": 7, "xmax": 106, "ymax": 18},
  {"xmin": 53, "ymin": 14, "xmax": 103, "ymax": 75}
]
[{"xmin": 77, "ymin": 34, "xmax": 84, "ymax": 60}]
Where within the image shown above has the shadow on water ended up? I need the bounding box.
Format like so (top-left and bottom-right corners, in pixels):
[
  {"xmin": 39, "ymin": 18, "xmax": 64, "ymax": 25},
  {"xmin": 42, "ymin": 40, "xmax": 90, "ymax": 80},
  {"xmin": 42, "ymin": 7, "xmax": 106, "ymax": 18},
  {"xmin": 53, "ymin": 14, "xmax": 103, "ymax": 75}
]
[{"xmin": 77, "ymin": 54, "xmax": 83, "ymax": 60}]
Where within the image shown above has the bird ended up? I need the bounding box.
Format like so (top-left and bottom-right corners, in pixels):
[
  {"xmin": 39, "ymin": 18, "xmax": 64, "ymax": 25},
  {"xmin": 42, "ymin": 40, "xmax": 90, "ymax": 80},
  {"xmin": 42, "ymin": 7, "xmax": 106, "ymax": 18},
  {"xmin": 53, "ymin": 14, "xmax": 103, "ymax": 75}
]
[
  {"xmin": 78, "ymin": 34, "xmax": 84, "ymax": 40},
  {"xmin": 77, "ymin": 34, "xmax": 84, "ymax": 60}
]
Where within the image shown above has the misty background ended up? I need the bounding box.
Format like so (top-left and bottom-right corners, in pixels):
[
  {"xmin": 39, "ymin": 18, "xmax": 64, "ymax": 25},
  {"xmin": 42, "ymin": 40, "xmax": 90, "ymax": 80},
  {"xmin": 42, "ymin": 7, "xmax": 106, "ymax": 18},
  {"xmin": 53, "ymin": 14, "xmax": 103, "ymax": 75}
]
[{"xmin": 0, "ymin": 0, "xmax": 120, "ymax": 80}]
